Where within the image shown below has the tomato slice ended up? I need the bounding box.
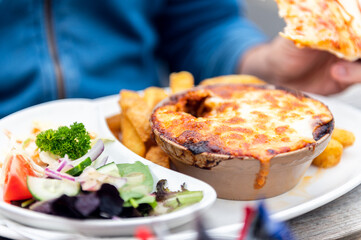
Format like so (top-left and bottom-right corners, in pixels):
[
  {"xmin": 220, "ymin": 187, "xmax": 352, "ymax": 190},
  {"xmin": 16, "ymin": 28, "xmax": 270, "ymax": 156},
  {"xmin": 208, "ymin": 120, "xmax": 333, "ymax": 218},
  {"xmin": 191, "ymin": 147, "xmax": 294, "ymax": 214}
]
[{"xmin": 3, "ymin": 154, "xmax": 36, "ymax": 203}]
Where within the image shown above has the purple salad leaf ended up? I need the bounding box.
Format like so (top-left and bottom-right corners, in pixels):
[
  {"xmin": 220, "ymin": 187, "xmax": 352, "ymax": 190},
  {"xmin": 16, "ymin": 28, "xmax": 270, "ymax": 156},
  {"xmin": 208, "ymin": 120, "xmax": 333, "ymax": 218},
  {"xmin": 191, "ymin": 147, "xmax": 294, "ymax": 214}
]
[
  {"xmin": 31, "ymin": 184, "xmax": 126, "ymax": 219},
  {"xmin": 74, "ymin": 192, "xmax": 99, "ymax": 217},
  {"xmin": 97, "ymin": 183, "xmax": 124, "ymax": 218}
]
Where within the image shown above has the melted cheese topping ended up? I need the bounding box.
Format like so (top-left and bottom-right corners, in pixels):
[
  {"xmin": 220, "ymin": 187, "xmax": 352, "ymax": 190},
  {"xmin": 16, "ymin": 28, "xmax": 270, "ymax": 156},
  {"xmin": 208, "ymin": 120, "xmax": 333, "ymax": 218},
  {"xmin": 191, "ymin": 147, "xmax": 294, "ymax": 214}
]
[
  {"xmin": 276, "ymin": 0, "xmax": 361, "ymax": 61},
  {"xmin": 152, "ymin": 85, "xmax": 333, "ymax": 163}
]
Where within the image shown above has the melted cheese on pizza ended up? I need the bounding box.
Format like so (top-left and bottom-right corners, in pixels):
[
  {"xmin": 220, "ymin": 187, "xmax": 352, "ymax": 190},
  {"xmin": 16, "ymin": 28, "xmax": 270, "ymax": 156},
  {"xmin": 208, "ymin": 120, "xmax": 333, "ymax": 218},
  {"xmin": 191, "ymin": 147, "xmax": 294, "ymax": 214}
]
[
  {"xmin": 152, "ymin": 85, "xmax": 333, "ymax": 164},
  {"xmin": 276, "ymin": 0, "xmax": 361, "ymax": 61}
]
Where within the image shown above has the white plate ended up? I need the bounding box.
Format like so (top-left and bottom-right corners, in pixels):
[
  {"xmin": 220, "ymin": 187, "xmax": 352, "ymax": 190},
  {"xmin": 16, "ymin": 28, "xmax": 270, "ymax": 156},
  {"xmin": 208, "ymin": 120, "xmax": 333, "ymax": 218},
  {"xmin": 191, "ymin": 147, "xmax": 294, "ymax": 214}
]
[
  {"xmin": 95, "ymin": 95, "xmax": 361, "ymax": 233},
  {"xmin": 0, "ymin": 99, "xmax": 217, "ymax": 236}
]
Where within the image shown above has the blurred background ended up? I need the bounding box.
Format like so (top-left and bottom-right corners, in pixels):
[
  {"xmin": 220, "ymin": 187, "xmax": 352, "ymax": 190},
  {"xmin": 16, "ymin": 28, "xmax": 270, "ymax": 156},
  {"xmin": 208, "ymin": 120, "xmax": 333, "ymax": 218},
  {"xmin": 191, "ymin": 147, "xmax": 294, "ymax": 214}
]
[
  {"xmin": 244, "ymin": 0, "xmax": 361, "ymax": 109},
  {"xmin": 245, "ymin": 0, "xmax": 284, "ymax": 39}
]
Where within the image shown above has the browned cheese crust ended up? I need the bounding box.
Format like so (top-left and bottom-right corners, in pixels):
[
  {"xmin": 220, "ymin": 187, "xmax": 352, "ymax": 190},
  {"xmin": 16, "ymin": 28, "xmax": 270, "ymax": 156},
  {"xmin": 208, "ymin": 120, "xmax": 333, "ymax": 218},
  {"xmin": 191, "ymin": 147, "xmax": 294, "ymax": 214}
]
[{"xmin": 151, "ymin": 84, "xmax": 334, "ymax": 163}]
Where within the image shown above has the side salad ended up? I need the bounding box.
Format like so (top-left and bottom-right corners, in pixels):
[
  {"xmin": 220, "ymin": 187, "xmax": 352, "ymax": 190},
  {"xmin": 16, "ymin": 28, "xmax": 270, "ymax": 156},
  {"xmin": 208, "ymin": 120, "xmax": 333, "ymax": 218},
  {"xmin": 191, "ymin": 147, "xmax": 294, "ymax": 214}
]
[{"xmin": 0, "ymin": 122, "xmax": 203, "ymax": 219}]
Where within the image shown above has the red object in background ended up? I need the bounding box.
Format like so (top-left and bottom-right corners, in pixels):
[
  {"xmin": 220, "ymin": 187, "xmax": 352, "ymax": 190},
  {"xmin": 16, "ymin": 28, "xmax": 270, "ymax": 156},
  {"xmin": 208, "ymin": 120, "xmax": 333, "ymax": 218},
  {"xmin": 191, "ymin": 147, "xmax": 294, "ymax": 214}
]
[
  {"xmin": 135, "ymin": 226, "xmax": 154, "ymax": 240},
  {"xmin": 239, "ymin": 206, "xmax": 256, "ymax": 240},
  {"xmin": 3, "ymin": 154, "xmax": 36, "ymax": 203},
  {"xmin": 237, "ymin": 202, "xmax": 295, "ymax": 240}
]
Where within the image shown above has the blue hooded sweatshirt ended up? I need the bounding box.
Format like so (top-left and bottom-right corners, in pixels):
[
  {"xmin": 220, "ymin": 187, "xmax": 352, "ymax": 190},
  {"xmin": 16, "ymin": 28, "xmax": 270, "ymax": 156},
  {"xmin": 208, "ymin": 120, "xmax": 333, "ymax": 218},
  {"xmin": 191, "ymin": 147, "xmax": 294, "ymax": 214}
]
[{"xmin": 0, "ymin": 0, "xmax": 266, "ymax": 118}]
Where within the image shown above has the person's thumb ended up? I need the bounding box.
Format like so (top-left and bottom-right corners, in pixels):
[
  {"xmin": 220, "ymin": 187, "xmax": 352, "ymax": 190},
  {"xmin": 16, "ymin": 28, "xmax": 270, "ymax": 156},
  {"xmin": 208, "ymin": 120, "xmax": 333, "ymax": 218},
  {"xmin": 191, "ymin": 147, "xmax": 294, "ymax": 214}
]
[{"xmin": 331, "ymin": 62, "xmax": 361, "ymax": 84}]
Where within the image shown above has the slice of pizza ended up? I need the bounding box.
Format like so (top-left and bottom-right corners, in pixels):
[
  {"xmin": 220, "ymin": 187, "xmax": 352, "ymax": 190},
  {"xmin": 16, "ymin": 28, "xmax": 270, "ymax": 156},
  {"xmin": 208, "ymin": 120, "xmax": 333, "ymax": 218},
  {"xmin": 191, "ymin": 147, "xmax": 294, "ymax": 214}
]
[{"xmin": 275, "ymin": 0, "xmax": 361, "ymax": 61}]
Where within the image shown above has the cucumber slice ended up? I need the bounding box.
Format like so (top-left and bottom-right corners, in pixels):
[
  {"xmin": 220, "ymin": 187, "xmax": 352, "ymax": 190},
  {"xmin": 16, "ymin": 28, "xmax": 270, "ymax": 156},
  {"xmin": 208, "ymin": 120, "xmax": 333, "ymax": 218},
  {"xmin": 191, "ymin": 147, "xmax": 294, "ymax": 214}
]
[
  {"xmin": 27, "ymin": 176, "xmax": 80, "ymax": 201},
  {"xmin": 124, "ymin": 172, "xmax": 145, "ymax": 186},
  {"xmin": 66, "ymin": 157, "xmax": 92, "ymax": 176},
  {"xmin": 164, "ymin": 191, "xmax": 203, "ymax": 208},
  {"xmin": 97, "ymin": 162, "xmax": 120, "ymax": 177}
]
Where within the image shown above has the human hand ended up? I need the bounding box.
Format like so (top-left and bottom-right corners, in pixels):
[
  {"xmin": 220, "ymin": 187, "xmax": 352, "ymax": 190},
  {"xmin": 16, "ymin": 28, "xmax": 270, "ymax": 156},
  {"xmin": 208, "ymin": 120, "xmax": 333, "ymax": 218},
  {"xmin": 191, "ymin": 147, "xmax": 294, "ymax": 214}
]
[{"xmin": 240, "ymin": 37, "xmax": 361, "ymax": 95}]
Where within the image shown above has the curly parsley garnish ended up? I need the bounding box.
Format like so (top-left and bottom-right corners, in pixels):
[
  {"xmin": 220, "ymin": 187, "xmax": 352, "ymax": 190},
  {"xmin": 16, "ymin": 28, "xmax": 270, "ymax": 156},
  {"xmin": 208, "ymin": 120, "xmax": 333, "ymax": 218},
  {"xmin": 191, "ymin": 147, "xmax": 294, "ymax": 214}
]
[{"xmin": 35, "ymin": 122, "xmax": 91, "ymax": 160}]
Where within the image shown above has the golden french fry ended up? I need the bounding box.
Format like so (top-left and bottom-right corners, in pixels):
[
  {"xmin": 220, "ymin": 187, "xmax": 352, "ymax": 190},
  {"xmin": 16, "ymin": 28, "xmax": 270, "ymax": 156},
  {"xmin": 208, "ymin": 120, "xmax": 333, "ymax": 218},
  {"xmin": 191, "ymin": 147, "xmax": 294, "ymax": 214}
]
[
  {"xmin": 125, "ymin": 101, "xmax": 152, "ymax": 143},
  {"xmin": 170, "ymin": 71, "xmax": 194, "ymax": 93},
  {"xmin": 331, "ymin": 128, "xmax": 355, "ymax": 148},
  {"xmin": 145, "ymin": 146, "xmax": 170, "ymax": 169},
  {"xmin": 200, "ymin": 75, "xmax": 266, "ymax": 86},
  {"xmin": 312, "ymin": 139, "xmax": 343, "ymax": 168},
  {"xmin": 143, "ymin": 87, "xmax": 168, "ymax": 109},
  {"xmin": 106, "ymin": 113, "xmax": 121, "ymax": 139},
  {"xmin": 119, "ymin": 90, "xmax": 141, "ymax": 112},
  {"xmin": 120, "ymin": 113, "xmax": 146, "ymax": 157},
  {"xmin": 119, "ymin": 90, "xmax": 152, "ymax": 142}
]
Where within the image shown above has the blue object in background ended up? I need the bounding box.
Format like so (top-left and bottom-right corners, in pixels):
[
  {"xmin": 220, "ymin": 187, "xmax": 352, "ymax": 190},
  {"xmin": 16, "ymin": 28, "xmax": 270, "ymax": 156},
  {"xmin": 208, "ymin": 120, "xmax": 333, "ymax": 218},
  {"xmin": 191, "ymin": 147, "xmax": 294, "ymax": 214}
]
[
  {"xmin": 0, "ymin": 0, "xmax": 266, "ymax": 118},
  {"xmin": 242, "ymin": 201, "xmax": 295, "ymax": 240}
]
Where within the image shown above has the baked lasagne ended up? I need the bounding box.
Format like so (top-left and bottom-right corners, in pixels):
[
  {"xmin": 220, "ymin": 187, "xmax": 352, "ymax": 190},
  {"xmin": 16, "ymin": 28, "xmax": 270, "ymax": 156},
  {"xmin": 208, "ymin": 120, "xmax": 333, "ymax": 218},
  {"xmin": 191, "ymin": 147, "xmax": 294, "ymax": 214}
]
[{"xmin": 151, "ymin": 84, "xmax": 334, "ymax": 168}]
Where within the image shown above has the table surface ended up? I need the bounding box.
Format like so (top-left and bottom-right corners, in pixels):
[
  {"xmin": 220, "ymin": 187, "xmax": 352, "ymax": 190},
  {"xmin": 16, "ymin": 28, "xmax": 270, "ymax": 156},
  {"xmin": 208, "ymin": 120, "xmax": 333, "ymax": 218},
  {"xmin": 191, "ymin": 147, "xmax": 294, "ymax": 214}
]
[{"xmin": 288, "ymin": 183, "xmax": 361, "ymax": 240}]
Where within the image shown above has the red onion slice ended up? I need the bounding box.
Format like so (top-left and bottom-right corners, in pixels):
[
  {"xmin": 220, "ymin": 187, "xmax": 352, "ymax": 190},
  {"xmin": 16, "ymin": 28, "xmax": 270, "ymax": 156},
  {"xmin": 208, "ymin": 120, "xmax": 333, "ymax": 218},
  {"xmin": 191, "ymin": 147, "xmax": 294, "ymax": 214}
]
[
  {"xmin": 45, "ymin": 168, "xmax": 76, "ymax": 181},
  {"xmin": 94, "ymin": 156, "xmax": 109, "ymax": 169},
  {"xmin": 72, "ymin": 139, "xmax": 104, "ymax": 166},
  {"xmin": 56, "ymin": 155, "xmax": 72, "ymax": 172}
]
